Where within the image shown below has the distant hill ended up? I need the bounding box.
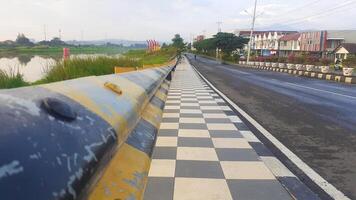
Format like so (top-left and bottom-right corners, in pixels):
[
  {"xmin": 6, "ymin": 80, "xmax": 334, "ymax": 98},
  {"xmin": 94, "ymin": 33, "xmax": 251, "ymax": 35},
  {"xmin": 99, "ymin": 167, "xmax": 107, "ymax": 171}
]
[{"xmin": 66, "ymin": 39, "xmax": 147, "ymax": 46}]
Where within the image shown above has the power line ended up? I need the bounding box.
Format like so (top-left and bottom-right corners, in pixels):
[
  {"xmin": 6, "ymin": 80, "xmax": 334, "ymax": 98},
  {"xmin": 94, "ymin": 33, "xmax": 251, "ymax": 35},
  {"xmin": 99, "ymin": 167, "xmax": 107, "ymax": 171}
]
[
  {"xmin": 259, "ymin": 0, "xmax": 356, "ymax": 28},
  {"xmin": 278, "ymin": 0, "xmax": 321, "ymax": 15},
  {"xmin": 279, "ymin": 0, "xmax": 356, "ymax": 27}
]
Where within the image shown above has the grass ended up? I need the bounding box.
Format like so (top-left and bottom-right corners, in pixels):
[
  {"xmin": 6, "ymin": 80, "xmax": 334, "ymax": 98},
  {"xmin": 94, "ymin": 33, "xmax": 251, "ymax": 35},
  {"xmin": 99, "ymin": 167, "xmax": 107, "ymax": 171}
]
[
  {"xmin": 0, "ymin": 48, "xmax": 177, "ymax": 89},
  {"xmin": 0, "ymin": 70, "xmax": 29, "ymax": 89},
  {"xmin": 36, "ymin": 56, "xmax": 141, "ymax": 84}
]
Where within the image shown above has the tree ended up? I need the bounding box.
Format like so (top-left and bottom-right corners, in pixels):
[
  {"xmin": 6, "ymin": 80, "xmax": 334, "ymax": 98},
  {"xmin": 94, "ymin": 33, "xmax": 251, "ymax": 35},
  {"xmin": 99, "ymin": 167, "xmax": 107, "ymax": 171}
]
[
  {"xmin": 193, "ymin": 38, "xmax": 216, "ymax": 53},
  {"xmin": 214, "ymin": 32, "xmax": 248, "ymax": 56},
  {"xmin": 171, "ymin": 34, "xmax": 185, "ymax": 50},
  {"xmin": 15, "ymin": 34, "xmax": 33, "ymax": 46},
  {"xmin": 49, "ymin": 37, "xmax": 66, "ymax": 46}
]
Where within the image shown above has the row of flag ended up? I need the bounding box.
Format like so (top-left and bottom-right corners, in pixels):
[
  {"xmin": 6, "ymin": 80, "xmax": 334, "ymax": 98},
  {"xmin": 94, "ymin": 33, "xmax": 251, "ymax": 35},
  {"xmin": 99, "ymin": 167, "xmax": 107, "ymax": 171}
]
[{"xmin": 146, "ymin": 40, "xmax": 160, "ymax": 52}]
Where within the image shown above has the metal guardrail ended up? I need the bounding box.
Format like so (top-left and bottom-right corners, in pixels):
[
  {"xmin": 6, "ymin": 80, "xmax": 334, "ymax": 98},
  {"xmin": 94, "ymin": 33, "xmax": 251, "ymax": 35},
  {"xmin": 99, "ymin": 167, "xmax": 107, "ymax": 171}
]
[{"xmin": 0, "ymin": 61, "xmax": 176, "ymax": 200}]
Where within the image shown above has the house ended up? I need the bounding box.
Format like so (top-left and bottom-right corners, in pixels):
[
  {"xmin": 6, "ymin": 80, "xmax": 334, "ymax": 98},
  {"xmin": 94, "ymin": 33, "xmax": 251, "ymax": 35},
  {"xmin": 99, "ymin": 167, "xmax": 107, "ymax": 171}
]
[
  {"xmin": 325, "ymin": 30, "xmax": 356, "ymax": 58},
  {"xmin": 334, "ymin": 43, "xmax": 356, "ymax": 61},
  {"xmin": 278, "ymin": 33, "xmax": 301, "ymax": 57}
]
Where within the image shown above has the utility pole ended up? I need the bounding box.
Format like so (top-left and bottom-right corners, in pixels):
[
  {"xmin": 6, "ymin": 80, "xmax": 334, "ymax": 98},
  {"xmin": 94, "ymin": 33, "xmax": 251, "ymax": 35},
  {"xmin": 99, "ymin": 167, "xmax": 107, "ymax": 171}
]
[
  {"xmin": 217, "ymin": 21, "xmax": 222, "ymax": 33},
  {"xmin": 43, "ymin": 25, "xmax": 47, "ymax": 41},
  {"xmin": 59, "ymin": 29, "xmax": 62, "ymax": 40},
  {"xmin": 247, "ymin": 0, "xmax": 257, "ymax": 63}
]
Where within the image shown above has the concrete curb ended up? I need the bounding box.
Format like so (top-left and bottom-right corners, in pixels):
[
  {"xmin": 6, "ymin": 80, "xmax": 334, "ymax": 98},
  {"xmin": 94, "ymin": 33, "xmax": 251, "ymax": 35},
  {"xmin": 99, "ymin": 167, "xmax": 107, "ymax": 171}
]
[
  {"xmin": 0, "ymin": 61, "xmax": 176, "ymax": 200},
  {"xmin": 240, "ymin": 65, "xmax": 356, "ymax": 84}
]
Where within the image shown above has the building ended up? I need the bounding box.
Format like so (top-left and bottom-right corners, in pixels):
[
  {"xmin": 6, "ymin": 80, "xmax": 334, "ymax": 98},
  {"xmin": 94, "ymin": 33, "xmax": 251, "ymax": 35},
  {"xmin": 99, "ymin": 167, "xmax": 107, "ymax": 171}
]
[
  {"xmin": 334, "ymin": 43, "xmax": 356, "ymax": 61},
  {"xmin": 325, "ymin": 30, "xmax": 356, "ymax": 57},
  {"xmin": 195, "ymin": 35, "xmax": 205, "ymax": 42},
  {"xmin": 300, "ymin": 31, "xmax": 327, "ymax": 54},
  {"xmin": 278, "ymin": 33, "xmax": 301, "ymax": 57},
  {"xmin": 252, "ymin": 31, "xmax": 297, "ymax": 56},
  {"xmin": 299, "ymin": 30, "xmax": 356, "ymax": 57}
]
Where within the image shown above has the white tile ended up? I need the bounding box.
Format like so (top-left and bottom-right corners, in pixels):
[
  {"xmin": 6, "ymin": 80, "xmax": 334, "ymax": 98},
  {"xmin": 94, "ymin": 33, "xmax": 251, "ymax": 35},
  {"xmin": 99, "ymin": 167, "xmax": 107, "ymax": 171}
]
[
  {"xmin": 156, "ymin": 137, "xmax": 178, "ymax": 147},
  {"xmin": 163, "ymin": 113, "xmax": 180, "ymax": 118},
  {"xmin": 178, "ymin": 129, "xmax": 210, "ymax": 138},
  {"xmin": 164, "ymin": 105, "xmax": 180, "ymax": 110},
  {"xmin": 181, "ymin": 103, "xmax": 199, "ymax": 107},
  {"xmin": 160, "ymin": 123, "xmax": 179, "ymax": 129},
  {"xmin": 203, "ymin": 113, "xmax": 228, "ymax": 119},
  {"xmin": 220, "ymin": 161, "xmax": 276, "ymax": 180},
  {"xmin": 240, "ymin": 131, "xmax": 260, "ymax": 142},
  {"xmin": 228, "ymin": 116, "xmax": 242, "ymax": 123},
  {"xmin": 200, "ymin": 106, "xmax": 222, "ymax": 110},
  {"xmin": 179, "ymin": 118, "xmax": 205, "ymax": 123},
  {"xmin": 177, "ymin": 147, "xmax": 218, "ymax": 161},
  {"xmin": 207, "ymin": 123, "xmax": 237, "ymax": 130},
  {"xmin": 260, "ymin": 156, "xmax": 296, "ymax": 177},
  {"xmin": 220, "ymin": 106, "xmax": 232, "ymax": 111},
  {"xmin": 148, "ymin": 159, "xmax": 176, "ymax": 177},
  {"xmin": 180, "ymin": 109, "xmax": 202, "ymax": 114}
]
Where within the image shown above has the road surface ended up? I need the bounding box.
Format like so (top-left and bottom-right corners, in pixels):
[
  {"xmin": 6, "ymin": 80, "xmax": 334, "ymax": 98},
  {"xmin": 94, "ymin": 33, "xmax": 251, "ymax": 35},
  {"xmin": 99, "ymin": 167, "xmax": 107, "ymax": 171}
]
[{"xmin": 187, "ymin": 54, "xmax": 356, "ymax": 199}]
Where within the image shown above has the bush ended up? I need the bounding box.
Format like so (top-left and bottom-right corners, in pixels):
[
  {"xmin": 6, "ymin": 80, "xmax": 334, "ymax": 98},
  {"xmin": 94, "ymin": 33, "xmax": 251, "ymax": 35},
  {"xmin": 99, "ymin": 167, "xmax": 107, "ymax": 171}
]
[
  {"xmin": 319, "ymin": 58, "xmax": 333, "ymax": 66},
  {"xmin": 265, "ymin": 56, "xmax": 278, "ymax": 62},
  {"xmin": 294, "ymin": 55, "xmax": 306, "ymax": 64},
  {"xmin": 343, "ymin": 55, "xmax": 356, "ymax": 68},
  {"xmin": 278, "ymin": 57, "xmax": 287, "ymax": 63},
  {"xmin": 305, "ymin": 56, "xmax": 319, "ymax": 65}
]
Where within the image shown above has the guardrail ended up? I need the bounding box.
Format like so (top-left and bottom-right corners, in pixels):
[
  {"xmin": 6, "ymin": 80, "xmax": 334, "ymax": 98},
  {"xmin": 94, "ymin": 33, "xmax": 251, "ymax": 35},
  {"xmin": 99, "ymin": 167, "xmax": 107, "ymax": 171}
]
[{"xmin": 0, "ymin": 59, "xmax": 176, "ymax": 200}]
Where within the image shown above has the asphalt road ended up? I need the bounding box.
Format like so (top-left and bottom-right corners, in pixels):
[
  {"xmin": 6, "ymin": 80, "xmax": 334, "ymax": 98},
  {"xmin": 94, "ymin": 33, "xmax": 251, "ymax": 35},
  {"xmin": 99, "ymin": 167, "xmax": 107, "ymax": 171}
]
[{"xmin": 187, "ymin": 54, "xmax": 356, "ymax": 199}]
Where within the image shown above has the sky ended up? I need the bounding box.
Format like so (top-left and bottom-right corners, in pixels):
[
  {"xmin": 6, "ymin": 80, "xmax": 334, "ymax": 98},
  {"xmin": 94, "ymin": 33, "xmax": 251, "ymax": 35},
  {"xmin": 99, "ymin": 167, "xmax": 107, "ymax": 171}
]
[{"xmin": 0, "ymin": 0, "xmax": 356, "ymax": 42}]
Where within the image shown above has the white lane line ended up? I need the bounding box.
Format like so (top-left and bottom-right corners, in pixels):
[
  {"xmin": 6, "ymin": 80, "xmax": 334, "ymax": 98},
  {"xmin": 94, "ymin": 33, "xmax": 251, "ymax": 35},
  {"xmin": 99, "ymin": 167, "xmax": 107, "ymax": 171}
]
[
  {"xmin": 284, "ymin": 82, "xmax": 356, "ymax": 100},
  {"xmin": 191, "ymin": 62, "xmax": 350, "ymax": 200}
]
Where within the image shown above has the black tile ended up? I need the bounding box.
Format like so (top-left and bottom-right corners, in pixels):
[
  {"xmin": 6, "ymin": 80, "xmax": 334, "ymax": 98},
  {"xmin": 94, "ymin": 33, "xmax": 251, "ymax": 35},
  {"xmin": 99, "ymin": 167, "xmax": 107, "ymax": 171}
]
[
  {"xmin": 178, "ymin": 137, "xmax": 213, "ymax": 147},
  {"xmin": 224, "ymin": 110, "xmax": 236, "ymax": 116},
  {"xmin": 234, "ymin": 122, "xmax": 249, "ymax": 131},
  {"xmin": 180, "ymin": 113, "xmax": 203, "ymax": 118},
  {"xmin": 277, "ymin": 177, "xmax": 320, "ymax": 200},
  {"xmin": 163, "ymin": 109, "xmax": 180, "ymax": 113},
  {"xmin": 209, "ymin": 130, "xmax": 243, "ymax": 138},
  {"xmin": 175, "ymin": 160, "xmax": 224, "ymax": 178},
  {"xmin": 180, "ymin": 106, "xmax": 200, "ymax": 109},
  {"xmin": 204, "ymin": 118, "xmax": 231, "ymax": 123},
  {"xmin": 144, "ymin": 177, "xmax": 174, "ymax": 200},
  {"xmin": 152, "ymin": 147, "xmax": 177, "ymax": 159},
  {"xmin": 158, "ymin": 129, "xmax": 178, "ymax": 137},
  {"xmin": 202, "ymin": 110, "xmax": 224, "ymax": 114},
  {"xmin": 249, "ymin": 142, "xmax": 274, "ymax": 157},
  {"xmin": 179, "ymin": 123, "xmax": 208, "ymax": 129},
  {"xmin": 216, "ymin": 148, "xmax": 260, "ymax": 161},
  {"xmin": 162, "ymin": 118, "xmax": 179, "ymax": 123},
  {"xmin": 227, "ymin": 180, "xmax": 292, "ymax": 200}
]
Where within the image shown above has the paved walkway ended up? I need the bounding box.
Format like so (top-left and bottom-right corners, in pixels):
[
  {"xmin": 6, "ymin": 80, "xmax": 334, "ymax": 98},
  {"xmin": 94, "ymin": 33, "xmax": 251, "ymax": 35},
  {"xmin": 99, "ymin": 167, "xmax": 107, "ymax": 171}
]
[{"xmin": 144, "ymin": 57, "xmax": 294, "ymax": 200}]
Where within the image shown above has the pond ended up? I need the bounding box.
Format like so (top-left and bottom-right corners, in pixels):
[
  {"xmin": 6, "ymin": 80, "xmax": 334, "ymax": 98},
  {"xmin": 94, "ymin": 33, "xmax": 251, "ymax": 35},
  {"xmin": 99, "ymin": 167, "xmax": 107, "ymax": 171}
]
[{"xmin": 0, "ymin": 53, "xmax": 120, "ymax": 82}]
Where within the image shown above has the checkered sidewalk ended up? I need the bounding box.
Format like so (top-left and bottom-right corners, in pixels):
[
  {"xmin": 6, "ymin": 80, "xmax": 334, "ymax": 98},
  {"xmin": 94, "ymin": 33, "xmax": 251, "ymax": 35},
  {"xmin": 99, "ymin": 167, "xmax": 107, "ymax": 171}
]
[{"xmin": 143, "ymin": 57, "xmax": 294, "ymax": 200}]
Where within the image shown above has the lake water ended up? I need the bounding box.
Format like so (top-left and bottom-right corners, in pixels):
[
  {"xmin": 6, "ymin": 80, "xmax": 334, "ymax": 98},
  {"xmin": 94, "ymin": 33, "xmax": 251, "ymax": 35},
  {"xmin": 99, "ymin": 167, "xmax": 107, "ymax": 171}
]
[{"xmin": 0, "ymin": 53, "xmax": 120, "ymax": 82}]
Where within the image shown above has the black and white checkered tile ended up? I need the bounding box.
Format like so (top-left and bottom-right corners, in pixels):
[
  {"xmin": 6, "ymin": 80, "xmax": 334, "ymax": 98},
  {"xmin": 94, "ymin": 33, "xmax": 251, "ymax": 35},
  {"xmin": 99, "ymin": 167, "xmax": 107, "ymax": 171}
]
[{"xmin": 144, "ymin": 57, "xmax": 318, "ymax": 200}]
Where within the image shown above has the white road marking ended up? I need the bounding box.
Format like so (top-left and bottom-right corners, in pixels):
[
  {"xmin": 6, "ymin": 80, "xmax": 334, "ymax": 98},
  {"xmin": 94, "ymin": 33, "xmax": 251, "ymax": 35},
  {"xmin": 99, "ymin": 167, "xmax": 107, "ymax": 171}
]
[
  {"xmin": 190, "ymin": 60, "xmax": 351, "ymax": 200},
  {"xmin": 285, "ymin": 82, "xmax": 356, "ymax": 100}
]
